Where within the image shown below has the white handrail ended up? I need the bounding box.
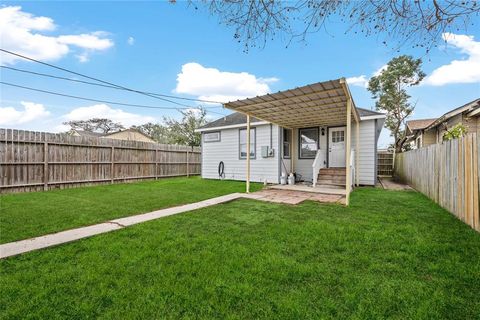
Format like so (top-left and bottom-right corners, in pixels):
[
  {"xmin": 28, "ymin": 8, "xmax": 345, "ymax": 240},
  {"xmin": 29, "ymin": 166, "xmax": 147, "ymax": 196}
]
[{"xmin": 312, "ymin": 149, "xmax": 326, "ymax": 187}]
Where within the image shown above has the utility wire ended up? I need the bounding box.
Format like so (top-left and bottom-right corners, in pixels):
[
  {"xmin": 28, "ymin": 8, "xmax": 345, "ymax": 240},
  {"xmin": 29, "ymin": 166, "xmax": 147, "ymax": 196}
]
[
  {"xmin": 0, "ymin": 49, "xmax": 225, "ymax": 107},
  {"xmin": 0, "ymin": 65, "xmax": 224, "ymax": 105},
  {"xmin": 0, "ymin": 81, "xmax": 227, "ymax": 116}
]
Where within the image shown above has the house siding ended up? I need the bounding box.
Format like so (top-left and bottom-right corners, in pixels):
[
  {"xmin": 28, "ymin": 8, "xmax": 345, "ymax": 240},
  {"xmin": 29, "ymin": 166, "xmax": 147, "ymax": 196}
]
[
  {"xmin": 352, "ymin": 119, "xmax": 377, "ymax": 186},
  {"xmin": 201, "ymin": 119, "xmax": 379, "ymax": 186},
  {"xmin": 422, "ymin": 130, "xmax": 437, "ymax": 146},
  {"xmin": 292, "ymin": 121, "xmax": 377, "ymax": 185},
  {"xmin": 425, "ymin": 113, "xmax": 479, "ymax": 145},
  {"xmin": 201, "ymin": 124, "xmax": 279, "ymax": 183}
]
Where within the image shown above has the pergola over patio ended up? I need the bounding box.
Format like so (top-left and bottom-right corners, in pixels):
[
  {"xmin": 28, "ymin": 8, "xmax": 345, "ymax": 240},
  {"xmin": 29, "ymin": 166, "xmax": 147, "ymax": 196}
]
[{"xmin": 223, "ymin": 78, "xmax": 360, "ymax": 205}]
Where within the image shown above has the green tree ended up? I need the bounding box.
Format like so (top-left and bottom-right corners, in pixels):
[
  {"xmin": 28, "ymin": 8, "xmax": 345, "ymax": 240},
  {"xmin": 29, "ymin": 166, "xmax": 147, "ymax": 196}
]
[
  {"xmin": 163, "ymin": 108, "xmax": 207, "ymax": 147},
  {"xmin": 64, "ymin": 118, "xmax": 124, "ymax": 134},
  {"xmin": 368, "ymin": 55, "xmax": 426, "ymax": 153},
  {"xmin": 443, "ymin": 123, "xmax": 468, "ymax": 141},
  {"xmin": 131, "ymin": 123, "xmax": 171, "ymax": 144}
]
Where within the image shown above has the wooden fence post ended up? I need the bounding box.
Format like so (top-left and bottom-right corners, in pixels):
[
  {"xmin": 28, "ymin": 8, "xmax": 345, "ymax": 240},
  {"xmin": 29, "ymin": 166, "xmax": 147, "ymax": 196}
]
[
  {"xmin": 111, "ymin": 146, "xmax": 115, "ymax": 183},
  {"xmin": 186, "ymin": 150, "xmax": 189, "ymax": 178},
  {"xmin": 155, "ymin": 149, "xmax": 158, "ymax": 180},
  {"xmin": 0, "ymin": 129, "xmax": 202, "ymax": 193},
  {"xmin": 43, "ymin": 142, "xmax": 48, "ymax": 191}
]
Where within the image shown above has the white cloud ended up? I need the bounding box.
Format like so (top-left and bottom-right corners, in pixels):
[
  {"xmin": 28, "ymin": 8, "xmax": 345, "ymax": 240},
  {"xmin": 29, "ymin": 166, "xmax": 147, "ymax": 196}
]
[
  {"xmin": 346, "ymin": 75, "xmax": 368, "ymax": 88},
  {"xmin": 127, "ymin": 36, "xmax": 135, "ymax": 45},
  {"xmin": 62, "ymin": 104, "xmax": 155, "ymax": 127},
  {"xmin": 424, "ymin": 33, "xmax": 480, "ymax": 86},
  {"xmin": 373, "ymin": 64, "xmax": 388, "ymax": 77},
  {"xmin": 175, "ymin": 62, "xmax": 279, "ymax": 103},
  {"xmin": 0, "ymin": 101, "xmax": 50, "ymax": 125},
  {"xmin": 347, "ymin": 65, "xmax": 388, "ymax": 88},
  {"xmin": 75, "ymin": 53, "xmax": 89, "ymax": 63},
  {"xmin": 0, "ymin": 6, "xmax": 113, "ymax": 64},
  {"xmin": 57, "ymin": 32, "xmax": 113, "ymax": 50}
]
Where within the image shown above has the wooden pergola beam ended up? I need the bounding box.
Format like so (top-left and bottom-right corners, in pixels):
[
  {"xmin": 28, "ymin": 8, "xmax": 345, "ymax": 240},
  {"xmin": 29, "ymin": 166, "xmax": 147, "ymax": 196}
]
[
  {"xmin": 230, "ymin": 87, "xmax": 343, "ymax": 110},
  {"xmin": 234, "ymin": 95, "xmax": 347, "ymax": 115},
  {"xmin": 224, "ymin": 107, "xmax": 293, "ymax": 130},
  {"xmin": 248, "ymin": 103, "xmax": 347, "ymax": 118}
]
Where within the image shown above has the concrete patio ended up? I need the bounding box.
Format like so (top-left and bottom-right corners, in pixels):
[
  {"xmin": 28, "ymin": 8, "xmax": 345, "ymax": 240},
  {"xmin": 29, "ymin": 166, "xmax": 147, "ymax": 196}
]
[{"xmin": 250, "ymin": 188, "xmax": 346, "ymax": 205}]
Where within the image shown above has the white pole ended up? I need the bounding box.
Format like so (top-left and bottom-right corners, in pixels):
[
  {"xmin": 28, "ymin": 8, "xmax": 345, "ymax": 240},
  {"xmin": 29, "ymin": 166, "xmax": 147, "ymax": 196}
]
[
  {"xmin": 356, "ymin": 118, "xmax": 360, "ymax": 186},
  {"xmin": 246, "ymin": 114, "xmax": 251, "ymax": 193},
  {"xmin": 346, "ymin": 99, "xmax": 352, "ymax": 205}
]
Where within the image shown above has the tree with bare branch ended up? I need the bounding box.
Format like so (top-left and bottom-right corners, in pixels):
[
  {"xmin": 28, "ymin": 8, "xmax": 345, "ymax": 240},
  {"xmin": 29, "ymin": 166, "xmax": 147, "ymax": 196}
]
[
  {"xmin": 184, "ymin": 0, "xmax": 479, "ymax": 52},
  {"xmin": 63, "ymin": 118, "xmax": 125, "ymax": 134}
]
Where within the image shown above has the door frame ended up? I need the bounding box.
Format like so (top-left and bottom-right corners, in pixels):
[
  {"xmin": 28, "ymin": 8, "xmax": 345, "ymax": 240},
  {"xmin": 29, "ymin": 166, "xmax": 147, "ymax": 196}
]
[{"xmin": 327, "ymin": 125, "xmax": 347, "ymax": 168}]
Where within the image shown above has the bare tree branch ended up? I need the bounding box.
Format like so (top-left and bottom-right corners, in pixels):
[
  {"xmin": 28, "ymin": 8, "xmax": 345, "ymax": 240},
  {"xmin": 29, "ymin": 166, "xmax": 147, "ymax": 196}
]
[{"xmin": 186, "ymin": 0, "xmax": 479, "ymax": 52}]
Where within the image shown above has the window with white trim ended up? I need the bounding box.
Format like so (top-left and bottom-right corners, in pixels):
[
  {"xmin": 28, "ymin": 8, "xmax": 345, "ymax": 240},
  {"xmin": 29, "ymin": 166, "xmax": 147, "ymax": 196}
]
[
  {"xmin": 203, "ymin": 131, "xmax": 220, "ymax": 142},
  {"xmin": 283, "ymin": 128, "xmax": 291, "ymax": 158},
  {"xmin": 239, "ymin": 128, "xmax": 256, "ymax": 159},
  {"xmin": 331, "ymin": 130, "xmax": 345, "ymax": 143},
  {"xmin": 299, "ymin": 127, "xmax": 318, "ymax": 159}
]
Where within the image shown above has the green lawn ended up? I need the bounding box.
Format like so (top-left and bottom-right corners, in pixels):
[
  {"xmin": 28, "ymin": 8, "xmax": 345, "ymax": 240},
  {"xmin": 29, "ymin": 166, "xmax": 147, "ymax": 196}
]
[
  {"xmin": 0, "ymin": 177, "xmax": 262, "ymax": 244},
  {"xmin": 1, "ymin": 187, "xmax": 479, "ymax": 319}
]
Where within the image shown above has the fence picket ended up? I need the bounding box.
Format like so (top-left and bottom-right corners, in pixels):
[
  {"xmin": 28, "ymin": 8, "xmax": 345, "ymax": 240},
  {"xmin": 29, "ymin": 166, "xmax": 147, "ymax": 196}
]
[
  {"xmin": 0, "ymin": 129, "xmax": 201, "ymax": 193},
  {"xmin": 395, "ymin": 133, "xmax": 479, "ymax": 231}
]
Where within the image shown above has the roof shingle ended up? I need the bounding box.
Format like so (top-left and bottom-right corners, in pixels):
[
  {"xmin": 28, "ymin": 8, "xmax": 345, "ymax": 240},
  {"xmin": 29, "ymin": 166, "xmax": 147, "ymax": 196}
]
[{"xmin": 406, "ymin": 119, "xmax": 437, "ymax": 131}]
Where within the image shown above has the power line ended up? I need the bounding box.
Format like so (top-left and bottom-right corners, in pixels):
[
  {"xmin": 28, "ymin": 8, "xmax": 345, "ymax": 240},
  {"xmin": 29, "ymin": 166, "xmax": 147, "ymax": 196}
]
[
  {"xmin": 0, "ymin": 81, "xmax": 227, "ymax": 116},
  {"xmin": 0, "ymin": 49, "xmax": 224, "ymax": 106},
  {"xmin": 0, "ymin": 65, "xmax": 224, "ymax": 105}
]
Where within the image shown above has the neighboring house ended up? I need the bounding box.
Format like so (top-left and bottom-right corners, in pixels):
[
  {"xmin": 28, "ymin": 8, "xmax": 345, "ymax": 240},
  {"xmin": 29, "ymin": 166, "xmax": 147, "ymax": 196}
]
[
  {"xmin": 103, "ymin": 129, "xmax": 156, "ymax": 143},
  {"xmin": 71, "ymin": 129, "xmax": 155, "ymax": 143},
  {"xmin": 196, "ymin": 79, "xmax": 386, "ymax": 187},
  {"xmin": 405, "ymin": 118, "xmax": 437, "ymax": 149},
  {"xmin": 70, "ymin": 130, "xmax": 105, "ymax": 138},
  {"xmin": 406, "ymin": 98, "xmax": 480, "ymax": 149}
]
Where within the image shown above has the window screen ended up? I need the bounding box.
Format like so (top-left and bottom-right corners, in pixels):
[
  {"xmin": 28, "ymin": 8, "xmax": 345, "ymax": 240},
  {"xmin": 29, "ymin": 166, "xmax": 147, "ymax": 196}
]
[
  {"xmin": 299, "ymin": 127, "xmax": 318, "ymax": 159},
  {"xmin": 239, "ymin": 128, "xmax": 256, "ymax": 159}
]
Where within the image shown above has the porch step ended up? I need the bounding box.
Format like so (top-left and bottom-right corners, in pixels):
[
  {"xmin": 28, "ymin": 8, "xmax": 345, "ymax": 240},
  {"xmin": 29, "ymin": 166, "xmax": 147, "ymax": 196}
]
[
  {"xmin": 317, "ymin": 167, "xmax": 347, "ymax": 188},
  {"xmin": 315, "ymin": 183, "xmax": 346, "ymax": 189},
  {"xmin": 317, "ymin": 174, "xmax": 346, "ymax": 183},
  {"xmin": 319, "ymin": 167, "xmax": 346, "ymax": 175},
  {"xmin": 317, "ymin": 180, "xmax": 346, "ymax": 188}
]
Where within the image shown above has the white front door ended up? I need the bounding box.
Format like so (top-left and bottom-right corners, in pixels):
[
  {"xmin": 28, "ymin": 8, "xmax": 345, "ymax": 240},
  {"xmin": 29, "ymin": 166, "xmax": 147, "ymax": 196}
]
[{"xmin": 328, "ymin": 127, "xmax": 346, "ymax": 167}]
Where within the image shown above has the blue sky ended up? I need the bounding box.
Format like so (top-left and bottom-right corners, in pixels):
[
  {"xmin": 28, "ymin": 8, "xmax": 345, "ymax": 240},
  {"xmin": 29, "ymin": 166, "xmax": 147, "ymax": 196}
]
[{"xmin": 1, "ymin": 1, "xmax": 479, "ymax": 147}]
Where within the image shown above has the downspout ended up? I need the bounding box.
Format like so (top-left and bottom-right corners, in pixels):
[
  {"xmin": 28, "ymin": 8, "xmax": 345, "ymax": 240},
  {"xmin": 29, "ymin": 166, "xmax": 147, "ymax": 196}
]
[{"xmin": 270, "ymin": 123, "xmax": 273, "ymax": 149}]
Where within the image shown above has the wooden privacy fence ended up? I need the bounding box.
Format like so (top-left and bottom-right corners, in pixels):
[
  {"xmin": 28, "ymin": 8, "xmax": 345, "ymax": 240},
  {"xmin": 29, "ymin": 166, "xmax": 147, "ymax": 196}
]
[
  {"xmin": 377, "ymin": 149, "xmax": 394, "ymax": 177},
  {"xmin": 395, "ymin": 133, "xmax": 479, "ymax": 232},
  {"xmin": 0, "ymin": 129, "xmax": 201, "ymax": 194}
]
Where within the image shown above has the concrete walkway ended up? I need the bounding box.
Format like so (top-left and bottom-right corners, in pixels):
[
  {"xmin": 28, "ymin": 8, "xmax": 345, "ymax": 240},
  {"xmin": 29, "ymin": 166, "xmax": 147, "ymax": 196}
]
[
  {"xmin": 0, "ymin": 188, "xmax": 344, "ymax": 259},
  {"xmin": 378, "ymin": 177, "xmax": 413, "ymax": 191},
  {"xmin": 0, "ymin": 193, "xmax": 250, "ymax": 259}
]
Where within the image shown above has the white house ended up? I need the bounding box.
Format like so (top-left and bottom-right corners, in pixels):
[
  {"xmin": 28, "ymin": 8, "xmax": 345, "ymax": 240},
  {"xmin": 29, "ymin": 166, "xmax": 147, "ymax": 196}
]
[{"xmin": 196, "ymin": 79, "xmax": 386, "ymax": 204}]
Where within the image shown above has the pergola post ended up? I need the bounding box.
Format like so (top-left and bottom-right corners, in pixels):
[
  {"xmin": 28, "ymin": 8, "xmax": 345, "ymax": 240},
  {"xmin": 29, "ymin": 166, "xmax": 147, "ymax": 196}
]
[
  {"xmin": 355, "ymin": 116, "xmax": 360, "ymax": 187},
  {"xmin": 290, "ymin": 129, "xmax": 294, "ymax": 174},
  {"xmin": 345, "ymin": 99, "xmax": 352, "ymax": 205},
  {"xmin": 246, "ymin": 114, "xmax": 251, "ymax": 193}
]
